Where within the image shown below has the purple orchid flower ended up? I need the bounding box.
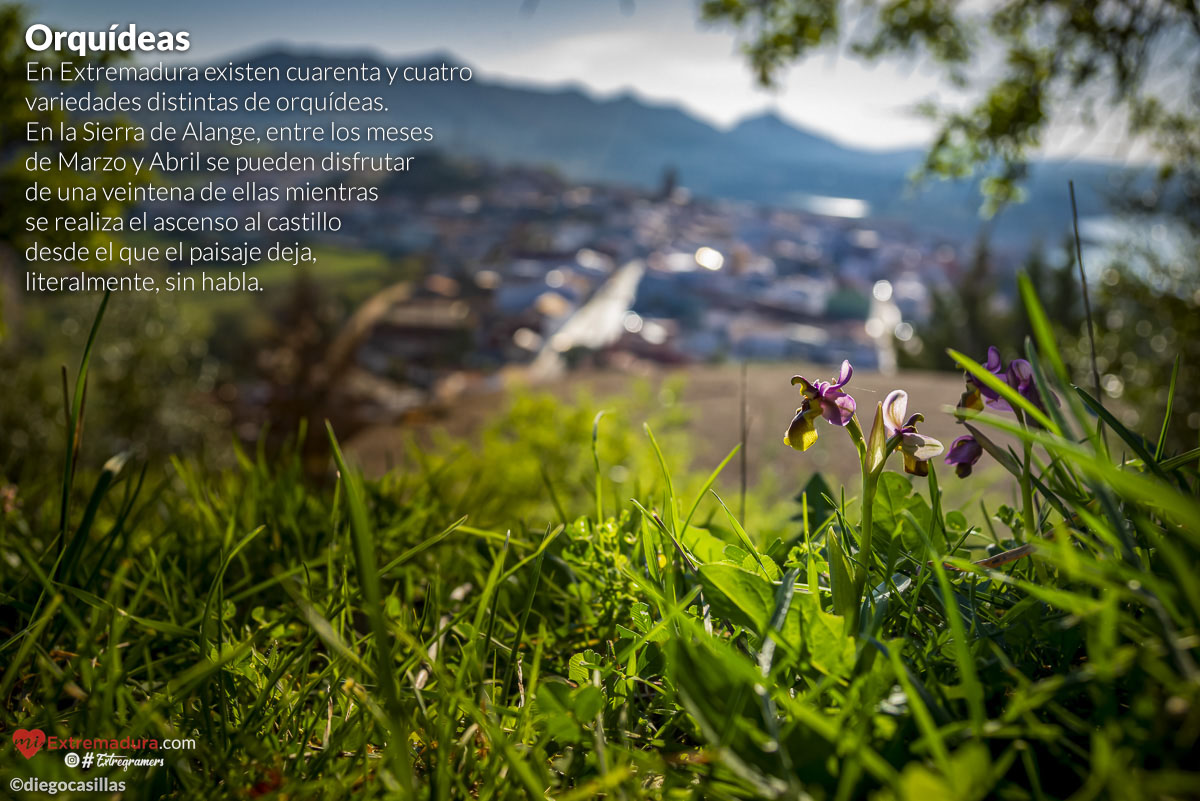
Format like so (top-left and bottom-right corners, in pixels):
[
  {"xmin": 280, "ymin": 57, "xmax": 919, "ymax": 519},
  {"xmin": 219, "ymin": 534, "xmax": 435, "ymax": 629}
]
[
  {"xmin": 960, "ymin": 347, "xmax": 1054, "ymax": 416},
  {"xmin": 945, "ymin": 434, "xmax": 984, "ymax": 478},
  {"xmin": 952, "ymin": 347, "xmax": 1061, "ymax": 480},
  {"xmin": 882, "ymin": 390, "xmax": 944, "ymax": 476},
  {"xmin": 960, "ymin": 346, "xmax": 1008, "ymax": 410},
  {"xmin": 1005, "ymin": 358, "xmax": 1053, "ymax": 411},
  {"xmin": 784, "ymin": 360, "xmax": 856, "ymax": 452}
]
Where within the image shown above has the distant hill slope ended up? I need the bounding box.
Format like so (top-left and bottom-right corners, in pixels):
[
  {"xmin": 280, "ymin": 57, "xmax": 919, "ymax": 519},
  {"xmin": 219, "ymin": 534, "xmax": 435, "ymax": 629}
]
[{"xmin": 122, "ymin": 48, "xmax": 1139, "ymax": 244}]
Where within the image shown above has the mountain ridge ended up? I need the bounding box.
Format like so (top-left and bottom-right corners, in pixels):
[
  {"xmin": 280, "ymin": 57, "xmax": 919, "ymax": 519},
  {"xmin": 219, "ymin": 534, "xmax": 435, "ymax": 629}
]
[{"xmin": 137, "ymin": 46, "xmax": 1136, "ymax": 243}]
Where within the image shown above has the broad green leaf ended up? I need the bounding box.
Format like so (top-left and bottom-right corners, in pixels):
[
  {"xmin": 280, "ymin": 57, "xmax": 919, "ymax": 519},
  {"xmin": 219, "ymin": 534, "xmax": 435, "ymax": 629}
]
[
  {"xmin": 699, "ymin": 562, "xmax": 777, "ymax": 633},
  {"xmin": 826, "ymin": 526, "xmax": 855, "ymax": 618},
  {"xmin": 682, "ymin": 525, "xmax": 734, "ymax": 564},
  {"xmin": 872, "ymin": 472, "xmax": 914, "ymax": 537},
  {"xmin": 793, "ymin": 592, "xmax": 855, "ymax": 677},
  {"xmin": 568, "ymin": 649, "xmax": 601, "ymax": 685}
]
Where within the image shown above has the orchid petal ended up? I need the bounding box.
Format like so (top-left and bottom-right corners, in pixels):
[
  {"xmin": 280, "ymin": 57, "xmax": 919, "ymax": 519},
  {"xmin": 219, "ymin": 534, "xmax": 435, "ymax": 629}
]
[
  {"xmin": 902, "ymin": 451, "xmax": 930, "ymax": 476},
  {"xmin": 791, "ymin": 375, "xmax": 817, "ymax": 397},
  {"xmin": 784, "ymin": 407, "xmax": 820, "ymax": 451},
  {"xmin": 974, "ymin": 347, "xmax": 1008, "ymax": 403},
  {"xmin": 976, "ymin": 381, "xmax": 1004, "ymax": 404},
  {"xmin": 945, "ymin": 434, "xmax": 984, "ymax": 478},
  {"xmin": 832, "ymin": 360, "xmax": 853, "ymax": 389},
  {"xmin": 820, "ymin": 390, "xmax": 856, "ymax": 426},
  {"xmin": 1007, "ymin": 359, "xmax": 1034, "ymax": 390},
  {"xmin": 957, "ymin": 385, "xmax": 983, "ymax": 415},
  {"xmin": 984, "ymin": 395, "xmax": 1013, "ymax": 412},
  {"xmin": 882, "ymin": 390, "xmax": 907, "ymax": 436},
  {"xmin": 985, "ymin": 346, "xmax": 1004, "ymax": 374},
  {"xmin": 945, "ymin": 435, "xmax": 983, "ymax": 466},
  {"xmin": 900, "ymin": 432, "xmax": 944, "ymax": 460}
]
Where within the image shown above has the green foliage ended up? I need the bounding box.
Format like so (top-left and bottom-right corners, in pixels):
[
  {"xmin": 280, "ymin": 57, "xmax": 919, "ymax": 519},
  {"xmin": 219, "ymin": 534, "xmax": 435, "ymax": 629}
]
[
  {"xmin": 4, "ymin": 283, "xmax": 1200, "ymax": 800},
  {"xmin": 0, "ymin": 291, "xmax": 227, "ymax": 480},
  {"xmin": 901, "ymin": 235, "xmax": 1083, "ymax": 372},
  {"xmin": 701, "ymin": 0, "xmax": 1200, "ymax": 216},
  {"xmin": 1065, "ymin": 258, "xmax": 1200, "ymax": 453},
  {"xmin": 411, "ymin": 384, "xmax": 697, "ymax": 529}
]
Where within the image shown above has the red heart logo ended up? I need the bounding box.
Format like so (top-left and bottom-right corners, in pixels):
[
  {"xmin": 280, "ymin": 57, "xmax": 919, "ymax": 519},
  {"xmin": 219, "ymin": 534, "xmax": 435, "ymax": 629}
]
[{"xmin": 12, "ymin": 728, "xmax": 46, "ymax": 759}]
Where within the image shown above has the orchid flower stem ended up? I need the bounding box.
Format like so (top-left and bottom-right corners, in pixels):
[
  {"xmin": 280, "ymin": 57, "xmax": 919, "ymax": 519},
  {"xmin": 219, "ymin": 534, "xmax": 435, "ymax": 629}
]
[
  {"xmin": 1021, "ymin": 439, "xmax": 1035, "ymax": 545},
  {"xmin": 1014, "ymin": 410, "xmax": 1035, "ymax": 546},
  {"xmin": 845, "ymin": 416, "xmax": 867, "ymax": 461},
  {"xmin": 844, "ymin": 414, "xmax": 874, "ymax": 631},
  {"xmin": 853, "ymin": 466, "xmax": 878, "ymax": 625},
  {"xmin": 1019, "ymin": 426, "xmax": 1052, "ymax": 584}
]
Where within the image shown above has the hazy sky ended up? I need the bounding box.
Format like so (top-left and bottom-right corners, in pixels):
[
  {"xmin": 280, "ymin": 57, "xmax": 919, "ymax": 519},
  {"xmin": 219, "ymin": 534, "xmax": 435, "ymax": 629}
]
[{"xmin": 27, "ymin": 0, "xmax": 1139, "ymax": 160}]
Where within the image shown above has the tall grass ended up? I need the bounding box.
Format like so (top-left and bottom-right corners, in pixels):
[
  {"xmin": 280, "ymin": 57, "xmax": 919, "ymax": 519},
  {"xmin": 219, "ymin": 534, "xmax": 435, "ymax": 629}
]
[{"xmin": 2, "ymin": 281, "xmax": 1198, "ymax": 800}]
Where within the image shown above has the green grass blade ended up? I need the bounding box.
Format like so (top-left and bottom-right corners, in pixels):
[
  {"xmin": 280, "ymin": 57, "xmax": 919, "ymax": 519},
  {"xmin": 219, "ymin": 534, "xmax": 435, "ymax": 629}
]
[
  {"xmin": 1160, "ymin": 448, "xmax": 1200, "ymax": 472},
  {"xmin": 500, "ymin": 525, "xmax": 552, "ymax": 700},
  {"xmin": 54, "ymin": 451, "xmax": 129, "ymax": 585},
  {"xmin": 827, "ymin": 510, "xmax": 855, "ymax": 618},
  {"xmin": 1017, "ymin": 273, "xmax": 1070, "ymax": 386},
  {"xmin": 1075, "ymin": 387, "xmax": 1168, "ymax": 481},
  {"xmin": 58, "ymin": 290, "xmax": 111, "ymax": 541},
  {"xmin": 644, "ymin": 423, "xmax": 679, "ymax": 535},
  {"xmin": 326, "ymin": 420, "xmax": 412, "ymax": 790},
  {"xmin": 710, "ymin": 488, "xmax": 769, "ymax": 578},
  {"xmin": 592, "ymin": 410, "xmax": 607, "ymax": 523},
  {"xmin": 758, "ymin": 567, "xmax": 799, "ymax": 677},
  {"xmin": 681, "ymin": 443, "xmax": 741, "ymax": 535},
  {"xmin": 1155, "ymin": 354, "xmax": 1181, "ymax": 461},
  {"xmin": 906, "ymin": 510, "xmax": 986, "ymax": 736},
  {"xmin": 379, "ymin": 515, "xmax": 468, "ymax": 575},
  {"xmin": 539, "ymin": 463, "xmax": 569, "ymax": 526},
  {"xmin": 885, "ymin": 645, "xmax": 952, "ymax": 776}
]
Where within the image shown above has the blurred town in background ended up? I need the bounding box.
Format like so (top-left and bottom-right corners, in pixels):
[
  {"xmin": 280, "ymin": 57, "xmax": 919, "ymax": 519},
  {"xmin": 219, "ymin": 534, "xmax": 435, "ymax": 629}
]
[{"xmin": 212, "ymin": 154, "xmax": 946, "ymax": 404}]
